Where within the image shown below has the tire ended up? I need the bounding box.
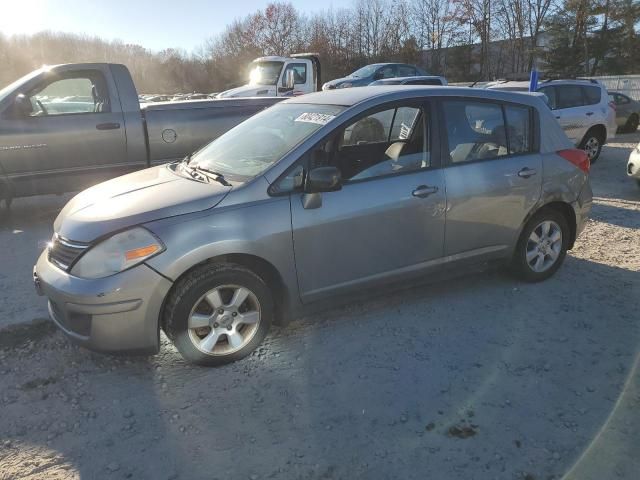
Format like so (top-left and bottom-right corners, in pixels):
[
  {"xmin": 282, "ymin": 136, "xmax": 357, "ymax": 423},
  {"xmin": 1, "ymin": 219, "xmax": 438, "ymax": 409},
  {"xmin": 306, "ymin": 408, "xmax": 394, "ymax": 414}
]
[
  {"xmin": 511, "ymin": 209, "xmax": 570, "ymax": 283},
  {"xmin": 164, "ymin": 263, "xmax": 273, "ymax": 366},
  {"xmin": 579, "ymin": 130, "xmax": 603, "ymax": 164},
  {"xmin": 624, "ymin": 114, "xmax": 639, "ymax": 133}
]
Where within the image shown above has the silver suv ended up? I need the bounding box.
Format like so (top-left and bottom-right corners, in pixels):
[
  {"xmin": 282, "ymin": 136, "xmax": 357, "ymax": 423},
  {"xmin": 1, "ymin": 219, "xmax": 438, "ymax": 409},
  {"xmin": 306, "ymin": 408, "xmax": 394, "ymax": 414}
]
[
  {"xmin": 34, "ymin": 86, "xmax": 593, "ymax": 366},
  {"xmin": 488, "ymin": 79, "xmax": 616, "ymax": 163}
]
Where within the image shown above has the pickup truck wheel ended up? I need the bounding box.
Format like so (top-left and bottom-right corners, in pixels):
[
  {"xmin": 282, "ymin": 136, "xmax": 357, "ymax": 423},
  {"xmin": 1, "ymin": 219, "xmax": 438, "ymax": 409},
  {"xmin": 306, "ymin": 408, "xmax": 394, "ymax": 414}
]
[
  {"xmin": 164, "ymin": 263, "xmax": 273, "ymax": 366},
  {"xmin": 511, "ymin": 209, "xmax": 569, "ymax": 282}
]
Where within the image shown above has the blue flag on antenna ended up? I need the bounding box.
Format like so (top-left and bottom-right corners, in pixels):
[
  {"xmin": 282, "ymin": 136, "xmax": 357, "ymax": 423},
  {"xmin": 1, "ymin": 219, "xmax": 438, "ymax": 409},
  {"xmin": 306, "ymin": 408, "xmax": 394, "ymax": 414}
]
[{"xmin": 529, "ymin": 69, "xmax": 539, "ymax": 92}]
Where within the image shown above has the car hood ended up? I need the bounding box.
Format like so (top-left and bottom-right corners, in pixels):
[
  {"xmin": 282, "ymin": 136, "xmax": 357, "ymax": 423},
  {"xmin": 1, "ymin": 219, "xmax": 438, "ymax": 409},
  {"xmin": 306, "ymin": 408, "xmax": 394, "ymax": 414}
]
[
  {"xmin": 323, "ymin": 77, "xmax": 367, "ymax": 89},
  {"xmin": 216, "ymin": 84, "xmax": 275, "ymax": 98},
  {"xmin": 54, "ymin": 165, "xmax": 231, "ymax": 242}
]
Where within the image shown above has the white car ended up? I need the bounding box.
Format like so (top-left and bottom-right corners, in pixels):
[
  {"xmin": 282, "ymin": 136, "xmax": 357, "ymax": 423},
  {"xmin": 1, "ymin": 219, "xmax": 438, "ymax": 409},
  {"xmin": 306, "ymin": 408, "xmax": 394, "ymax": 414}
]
[
  {"xmin": 627, "ymin": 144, "xmax": 640, "ymax": 187},
  {"xmin": 488, "ymin": 79, "xmax": 617, "ymax": 163}
]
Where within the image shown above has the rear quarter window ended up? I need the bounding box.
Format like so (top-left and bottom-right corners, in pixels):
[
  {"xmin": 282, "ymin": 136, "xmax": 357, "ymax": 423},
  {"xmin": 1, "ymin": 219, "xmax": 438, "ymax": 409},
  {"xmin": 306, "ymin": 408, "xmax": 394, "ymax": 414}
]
[{"xmin": 583, "ymin": 86, "xmax": 601, "ymax": 105}]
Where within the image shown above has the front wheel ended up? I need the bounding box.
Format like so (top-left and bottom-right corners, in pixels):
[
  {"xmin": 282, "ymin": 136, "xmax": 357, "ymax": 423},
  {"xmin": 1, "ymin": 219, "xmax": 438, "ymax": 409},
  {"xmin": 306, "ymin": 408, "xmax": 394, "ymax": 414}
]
[
  {"xmin": 580, "ymin": 132, "xmax": 602, "ymax": 164},
  {"xmin": 624, "ymin": 114, "xmax": 639, "ymax": 133},
  {"xmin": 164, "ymin": 263, "xmax": 273, "ymax": 366},
  {"xmin": 512, "ymin": 210, "xmax": 570, "ymax": 282}
]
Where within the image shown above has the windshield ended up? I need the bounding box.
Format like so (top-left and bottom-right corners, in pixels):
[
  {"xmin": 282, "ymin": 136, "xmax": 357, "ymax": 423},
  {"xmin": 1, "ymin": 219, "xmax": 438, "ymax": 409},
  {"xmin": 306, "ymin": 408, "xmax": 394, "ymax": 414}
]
[
  {"xmin": 188, "ymin": 103, "xmax": 345, "ymax": 181},
  {"xmin": 0, "ymin": 68, "xmax": 43, "ymax": 104},
  {"xmin": 249, "ymin": 61, "xmax": 284, "ymax": 86},
  {"xmin": 350, "ymin": 65, "xmax": 377, "ymax": 78}
]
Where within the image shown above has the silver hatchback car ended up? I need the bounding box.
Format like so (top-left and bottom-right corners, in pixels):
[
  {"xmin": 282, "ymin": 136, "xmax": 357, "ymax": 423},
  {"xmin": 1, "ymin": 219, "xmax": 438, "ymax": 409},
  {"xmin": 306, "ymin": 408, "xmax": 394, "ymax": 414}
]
[{"xmin": 34, "ymin": 87, "xmax": 593, "ymax": 366}]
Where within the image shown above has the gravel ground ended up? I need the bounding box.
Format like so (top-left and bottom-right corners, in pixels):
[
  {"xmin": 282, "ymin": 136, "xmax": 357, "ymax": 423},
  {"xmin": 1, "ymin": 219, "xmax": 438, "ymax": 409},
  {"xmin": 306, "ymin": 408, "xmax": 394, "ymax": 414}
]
[{"xmin": 0, "ymin": 134, "xmax": 638, "ymax": 480}]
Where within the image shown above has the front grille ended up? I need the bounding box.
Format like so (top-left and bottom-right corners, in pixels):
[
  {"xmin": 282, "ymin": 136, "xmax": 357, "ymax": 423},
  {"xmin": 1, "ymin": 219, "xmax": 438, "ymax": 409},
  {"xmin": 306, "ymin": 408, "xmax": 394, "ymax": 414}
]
[{"xmin": 48, "ymin": 234, "xmax": 89, "ymax": 271}]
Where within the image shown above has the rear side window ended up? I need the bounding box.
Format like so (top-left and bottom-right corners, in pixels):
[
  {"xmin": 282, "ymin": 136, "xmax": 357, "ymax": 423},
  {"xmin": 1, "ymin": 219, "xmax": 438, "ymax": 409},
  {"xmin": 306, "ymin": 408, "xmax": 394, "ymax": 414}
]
[
  {"xmin": 444, "ymin": 101, "xmax": 507, "ymax": 163},
  {"xmin": 583, "ymin": 86, "xmax": 601, "ymax": 105},
  {"xmin": 398, "ymin": 65, "xmax": 417, "ymax": 77},
  {"xmin": 555, "ymin": 85, "xmax": 584, "ymax": 109},
  {"xmin": 444, "ymin": 100, "xmax": 533, "ymax": 163},
  {"xmin": 504, "ymin": 105, "xmax": 532, "ymax": 154}
]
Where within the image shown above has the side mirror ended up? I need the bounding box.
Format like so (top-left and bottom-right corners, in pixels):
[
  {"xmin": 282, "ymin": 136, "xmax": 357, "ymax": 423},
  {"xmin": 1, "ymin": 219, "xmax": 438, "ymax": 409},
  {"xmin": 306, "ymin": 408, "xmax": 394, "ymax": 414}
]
[
  {"xmin": 285, "ymin": 69, "xmax": 295, "ymax": 89},
  {"xmin": 305, "ymin": 166, "xmax": 342, "ymax": 193},
  {"xmin": 12, "ymin": 94, "xmax": 33, "ymax": 116},
  {"xmin": 373, "ymin": 71, "xmax": 383, "ymax": 80}
]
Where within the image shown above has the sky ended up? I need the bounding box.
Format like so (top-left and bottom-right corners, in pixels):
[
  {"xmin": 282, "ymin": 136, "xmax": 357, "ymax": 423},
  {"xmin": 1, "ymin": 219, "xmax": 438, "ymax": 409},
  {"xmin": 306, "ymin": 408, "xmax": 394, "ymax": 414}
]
[{"xmin": 0, "ymin": 0, "xmax": 352, "ymax": 52}]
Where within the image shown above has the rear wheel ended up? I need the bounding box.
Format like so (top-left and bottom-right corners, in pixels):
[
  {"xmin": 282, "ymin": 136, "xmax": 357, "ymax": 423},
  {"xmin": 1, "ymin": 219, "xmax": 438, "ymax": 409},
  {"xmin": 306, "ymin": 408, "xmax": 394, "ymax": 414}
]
[
  {"xmin": 512, "ymin": 209, "xmax": 570, "ymax": 282},
  {"xmin": 624, "ymin": 114, "xmax": 639, "ymax": 133},
  {"xmin": 579, "ymin": 131, "xmax": 603, "ymax": 164},
  {"xmin": 164, "ymin": 263, "xmax": 273, "ymax": 366}
]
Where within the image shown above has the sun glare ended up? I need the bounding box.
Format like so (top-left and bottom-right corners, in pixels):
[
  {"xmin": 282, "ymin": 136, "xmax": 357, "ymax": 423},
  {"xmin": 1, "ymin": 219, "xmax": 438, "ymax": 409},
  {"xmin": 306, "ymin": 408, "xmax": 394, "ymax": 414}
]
[{"xmin": 0, "ymin": 0, "xmax": 48, "ymax": 36}]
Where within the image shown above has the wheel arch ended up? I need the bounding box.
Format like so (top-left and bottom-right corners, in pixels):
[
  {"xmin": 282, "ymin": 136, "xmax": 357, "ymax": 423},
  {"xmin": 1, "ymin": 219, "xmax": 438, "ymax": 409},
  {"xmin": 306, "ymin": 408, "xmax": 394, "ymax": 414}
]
[
  {"xmin": 516, "ymin": 200, "xmax": 578, "ymax": 253},
  {"xmin": 160, "ymin": 252, "xmax": 292, "ymax": 331},
  {"xmin": 582, "ymin": 124, "xmax": 607, "ymax": 144}
]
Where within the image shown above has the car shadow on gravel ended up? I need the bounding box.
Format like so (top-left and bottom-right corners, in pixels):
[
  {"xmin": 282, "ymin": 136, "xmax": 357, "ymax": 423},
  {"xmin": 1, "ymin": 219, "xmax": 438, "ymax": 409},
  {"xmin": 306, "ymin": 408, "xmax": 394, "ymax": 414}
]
[
  {"xmin": 589, "ymin": 201, "xmax": 640, "ymax": 229},
  {"xmin": 1, "ymin": 257, "xmax": 638, "ymax": 480}
]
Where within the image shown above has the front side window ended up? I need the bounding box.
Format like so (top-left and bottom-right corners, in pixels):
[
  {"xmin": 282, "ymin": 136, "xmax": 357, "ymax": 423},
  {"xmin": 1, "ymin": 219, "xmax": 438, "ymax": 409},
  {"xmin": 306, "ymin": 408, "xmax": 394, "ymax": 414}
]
[
  {"xmin": 555, "ymin": 85, "xmax": 584, "ymax": 109},
  {"xmin": 282, "ymin": 63, "xmax": 307, "ymax": 86},
  {"xmin": 188, "ymin": 103, "xmax": 345, "ymax": 182},
  {"xmin": 537, "ymin": 86, "xmax": 557, "ymax": 109},
  {"xmin": 398, "ymin": 65, "xmax": 417, "ymax": 77},
  {"xmin": 26, "ymin": 73, "xmax": 110, "ymax": 116},
  {"xmin": 378, "ymin": 65, "xmax": 397, "ymax": 79},
  {"xmin": 583, "ymin": 86, "xmax": 601, "ymax": 105},
  {"xmin": 306, "ymin": 104, "xmax": 428, "ymax": 182}
]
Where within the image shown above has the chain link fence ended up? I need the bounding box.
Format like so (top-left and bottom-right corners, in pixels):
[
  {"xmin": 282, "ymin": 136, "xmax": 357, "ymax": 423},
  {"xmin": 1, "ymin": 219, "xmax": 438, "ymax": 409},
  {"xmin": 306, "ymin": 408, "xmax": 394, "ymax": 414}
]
[{"xmin": 586, "ymin": 75, "xmax": 640, "ymax": 100}]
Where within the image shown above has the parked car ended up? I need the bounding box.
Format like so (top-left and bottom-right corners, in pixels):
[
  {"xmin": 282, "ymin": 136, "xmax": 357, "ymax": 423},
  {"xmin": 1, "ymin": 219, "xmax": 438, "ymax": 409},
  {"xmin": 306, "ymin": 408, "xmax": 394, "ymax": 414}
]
[
  {"xmin": 216, "ymin": 53, "xmax": 322, "ymax": 98},
  {"xmin": 0, "ymin": 63, "xmax": 284, "ymax": 207},
  {"xmin": 627, "ymin": 142, "xmax": 640, "ymax": 187},
  {"xmin": 34, "ymin": 86, "xmax": 592, "ymax": 366},
  {"xmin": 487, "ymin": 79, "xmax": 617, "ymax": 163},
  {"xmin": 370, "ymin": 75, "xmax": 448, "ymax": 86},
  {"xmin": 322, "ymin": 63, "xmax": 429, "ymax": 90},
  {"xmin": 608, "ymin": 91, "xmax": 640, "ymax": 133}
]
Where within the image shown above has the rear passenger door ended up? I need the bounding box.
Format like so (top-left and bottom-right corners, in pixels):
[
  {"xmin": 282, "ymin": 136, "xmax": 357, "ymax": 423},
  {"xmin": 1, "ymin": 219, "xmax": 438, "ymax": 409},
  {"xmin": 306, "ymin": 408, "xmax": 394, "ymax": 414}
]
[{"xmin": 440, "ymin": 99, "xmax": 542, "ymax": 262}]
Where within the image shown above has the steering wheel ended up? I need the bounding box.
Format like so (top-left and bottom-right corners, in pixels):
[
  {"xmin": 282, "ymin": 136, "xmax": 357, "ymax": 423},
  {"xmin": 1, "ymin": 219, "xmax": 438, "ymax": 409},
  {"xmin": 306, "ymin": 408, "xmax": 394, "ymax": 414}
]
[{"xmin": 35, "ymin": 99, "xmax": 48, "ymax": 115}]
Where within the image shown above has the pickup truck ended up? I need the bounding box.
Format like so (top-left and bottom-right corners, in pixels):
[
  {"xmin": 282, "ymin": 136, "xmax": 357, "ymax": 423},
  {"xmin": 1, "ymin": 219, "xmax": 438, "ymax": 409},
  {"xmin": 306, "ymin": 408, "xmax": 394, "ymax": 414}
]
[
  {"xmin": 216, "ymin": 53, "xmax": 321, "ymax": 98},
  {"xmin": 0, "ymin": 63, "xmax": 283, "ymax": 207}
]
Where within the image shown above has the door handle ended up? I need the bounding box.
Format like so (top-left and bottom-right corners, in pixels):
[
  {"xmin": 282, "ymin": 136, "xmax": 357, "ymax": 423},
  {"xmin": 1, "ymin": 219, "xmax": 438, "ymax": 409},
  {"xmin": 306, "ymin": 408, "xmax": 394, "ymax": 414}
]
[
  {"xmin": 412, "ymin": 185, "xmax": 438, "ymax": 198},
  {"xmin": 96, "ymin": 122, "xmax": 120, "ymax": 130},
  {"xmin": 517, "ymin": 167, "xmax": 537, "ymax": 178},
  {"xmin": 586, "ymin": 112, "xmax": 594, "ymax": 116},
  {"xmin": 555, "ymin": 115, "xmax": 561, "ymax": 119}
]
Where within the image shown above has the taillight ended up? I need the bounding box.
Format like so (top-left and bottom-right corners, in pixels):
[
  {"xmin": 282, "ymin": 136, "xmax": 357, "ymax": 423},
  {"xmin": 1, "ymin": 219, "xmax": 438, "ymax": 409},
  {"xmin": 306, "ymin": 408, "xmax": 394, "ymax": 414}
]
[
  {"xmin": 609, "ymin": 101, "xmax": 616, "ymax": 111},
  {"xmin": 558, "ymin": 149, "xmax": 590, "ymax": 173}
]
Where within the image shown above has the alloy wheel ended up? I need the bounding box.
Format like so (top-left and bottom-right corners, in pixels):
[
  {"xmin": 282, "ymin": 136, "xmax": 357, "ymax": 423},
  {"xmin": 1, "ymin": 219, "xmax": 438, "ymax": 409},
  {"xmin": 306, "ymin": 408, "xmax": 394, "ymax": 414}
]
[
  {"xmin": 526, "ymin": 220, "xmax": 563, "ymax": 273},
  {"xmin": 187, "ymin": 284, "xmax": 261, "ymax": 355},
  {"xmin": 583, "ymin": 137, "xmax": 600, "ymax": 161}
]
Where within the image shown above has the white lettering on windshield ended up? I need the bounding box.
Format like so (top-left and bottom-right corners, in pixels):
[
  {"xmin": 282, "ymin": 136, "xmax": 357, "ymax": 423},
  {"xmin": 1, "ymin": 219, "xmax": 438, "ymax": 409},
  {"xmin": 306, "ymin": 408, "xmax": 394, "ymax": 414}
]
[{"xmin": 295, "ymin": 112, "xmax": 336, "ymax": 125}]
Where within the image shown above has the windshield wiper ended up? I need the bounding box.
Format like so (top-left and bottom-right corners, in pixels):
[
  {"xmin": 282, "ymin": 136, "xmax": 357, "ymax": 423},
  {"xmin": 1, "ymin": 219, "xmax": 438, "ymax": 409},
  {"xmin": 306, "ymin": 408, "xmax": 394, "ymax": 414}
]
[{"xmin": 193, "ymin": 166, "xmax": 232, "ymax": 186}]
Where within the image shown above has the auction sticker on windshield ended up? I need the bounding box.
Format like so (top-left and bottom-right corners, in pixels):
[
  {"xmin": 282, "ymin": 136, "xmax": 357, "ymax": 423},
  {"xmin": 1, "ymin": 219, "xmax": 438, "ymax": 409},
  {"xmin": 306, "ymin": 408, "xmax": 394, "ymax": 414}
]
[{"xmin": 295, "ymin": 112, "xmax": 336, "ymax": 125}]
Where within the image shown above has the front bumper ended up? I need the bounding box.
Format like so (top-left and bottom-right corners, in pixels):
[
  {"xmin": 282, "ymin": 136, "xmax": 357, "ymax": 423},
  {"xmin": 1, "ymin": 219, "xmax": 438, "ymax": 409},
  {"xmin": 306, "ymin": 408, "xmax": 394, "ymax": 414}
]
[
  {"xmin": 627, "ymin": 149, "xmax": 640, "ymax": 179},
  {"xmin": 34, "ymin": 250, "xmax": 172, "ymax": 354}
]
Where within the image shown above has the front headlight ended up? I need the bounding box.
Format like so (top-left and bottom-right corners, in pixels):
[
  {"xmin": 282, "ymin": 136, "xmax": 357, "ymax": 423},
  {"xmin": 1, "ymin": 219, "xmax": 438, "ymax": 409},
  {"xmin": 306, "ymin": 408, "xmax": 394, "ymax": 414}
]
[
  {"xmin": 337, "ymin": 82, "xmax": 353, "ymax": 89},
  {"xmin": 71, "ymin": 227, "xmax": 164, "ymax": 279}
]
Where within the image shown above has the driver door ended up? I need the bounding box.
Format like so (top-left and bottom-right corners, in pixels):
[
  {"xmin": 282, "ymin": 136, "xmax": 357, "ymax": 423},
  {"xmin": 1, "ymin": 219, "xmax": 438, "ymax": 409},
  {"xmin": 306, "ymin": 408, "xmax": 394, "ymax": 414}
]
[
  {"xmin": 1, "ymin": 69, "xmax": 126, "ymax": 197},
  {"xmin": 289, "ymin": 101, "xmax": 446, "ymax": 302}
]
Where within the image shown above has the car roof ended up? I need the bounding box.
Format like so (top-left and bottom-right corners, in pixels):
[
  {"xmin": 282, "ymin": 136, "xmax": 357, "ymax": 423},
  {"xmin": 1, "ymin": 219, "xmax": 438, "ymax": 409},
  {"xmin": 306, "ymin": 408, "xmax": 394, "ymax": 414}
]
[{"xmin": 283, "ymin": 85, "xmax": 547, "ymax": 108}]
